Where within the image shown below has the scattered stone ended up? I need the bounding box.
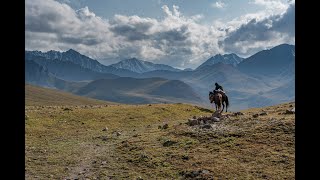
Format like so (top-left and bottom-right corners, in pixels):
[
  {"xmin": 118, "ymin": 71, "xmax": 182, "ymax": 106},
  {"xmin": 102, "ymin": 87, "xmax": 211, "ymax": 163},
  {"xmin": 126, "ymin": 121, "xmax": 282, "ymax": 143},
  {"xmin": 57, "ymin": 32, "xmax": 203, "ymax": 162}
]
[
  {"xmin": 101, "ymin": 136, "xmax": 108, "ymax": 141},
  {"xmin": 101, "ymin": 161, "xmax": 107, "ymax": 165},
  {"xmin": 182, "ymin": 155, "xmax": 189, "ymax": 160},
  {"xmin": 201, "ymin": 124, "xmax": 212, "ymax": 129},
  {"xmin": 285, "ymin": 108, "xmax": 295, "ymax": 114},
  {"xmin": 188, "ymin": 119, "xmax": 199, "ymax": 126},
  {"xmin": 202, "ymin": 170, "xmax": 210, "ymax": 175},
  {"xmin": 136, "ymin": 176, "xmax": 143, "ymax": 180},
  {"xmin": 116, "ymin": 132, "xmax": 121, "ymax": 136},
  {"xmin": 233, "ymin": 112, "xmax": 244, "ymax": 116},
  {"xmin": 162, "ymin": 123, "xmax": 169, "ymax": 129},
  {"xmin": 212, "ymin": 117, "xmax": 220, "ymax": 122},
  {"xmin": 212, "ymin": 111, "xmax": 222, "ymax": 118},
  {"xmin": 252, "ymin": 114, "xmax": 259, "ymax": 118},
  {"xmin": 81, "ymin": 122, "xmax": 85, "ymax": 125},
  {"xmin": 163, "ymin": 140, "xmax": 177, "ymax": 147},
  {"xmin": 260, "ymin": 112, "xmax": 268, "ymax": 116},
  {"xmin": 102, "ymin": 127, "xmax": 108, "ymax": 131},
  {"xmin": 63, "ymin": 108, "xmax": 72, "ymax": 111},
  {"xmin": 158, "ymin": 125, "xmax": 162, "ymax": 129}
]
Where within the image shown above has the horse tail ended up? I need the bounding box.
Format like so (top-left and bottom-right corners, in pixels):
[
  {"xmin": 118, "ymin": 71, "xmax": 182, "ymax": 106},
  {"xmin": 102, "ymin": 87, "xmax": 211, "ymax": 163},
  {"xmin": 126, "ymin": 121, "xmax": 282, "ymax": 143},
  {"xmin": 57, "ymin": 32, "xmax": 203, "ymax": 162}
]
[{"xmin": 225, "ymin": 95, "xmax": 230, "ymax": 108}]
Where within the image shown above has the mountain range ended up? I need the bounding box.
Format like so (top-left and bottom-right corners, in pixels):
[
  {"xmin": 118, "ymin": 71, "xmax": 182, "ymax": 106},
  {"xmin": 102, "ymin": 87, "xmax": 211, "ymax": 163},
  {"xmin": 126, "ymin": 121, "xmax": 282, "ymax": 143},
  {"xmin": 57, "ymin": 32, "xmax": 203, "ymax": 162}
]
[
  {"xmin": 110, "ymin": 58, "xmax": 181, "ymax": 73},
  {"xmin": 25, "ymin": 43, "xmax": 295, "ymax": 110},
  {"xmin": 196, "ymin": 53, "xmax": 243, "ymax": 70}
]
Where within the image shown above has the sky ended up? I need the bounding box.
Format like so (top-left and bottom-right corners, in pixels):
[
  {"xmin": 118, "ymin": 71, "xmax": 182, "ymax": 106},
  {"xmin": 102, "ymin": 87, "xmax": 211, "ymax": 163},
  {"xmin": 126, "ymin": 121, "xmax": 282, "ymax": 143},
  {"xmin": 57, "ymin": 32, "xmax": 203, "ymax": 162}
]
[{"xmin": 25, "ymin": 0, "xmax": 295, "ymax": 69}]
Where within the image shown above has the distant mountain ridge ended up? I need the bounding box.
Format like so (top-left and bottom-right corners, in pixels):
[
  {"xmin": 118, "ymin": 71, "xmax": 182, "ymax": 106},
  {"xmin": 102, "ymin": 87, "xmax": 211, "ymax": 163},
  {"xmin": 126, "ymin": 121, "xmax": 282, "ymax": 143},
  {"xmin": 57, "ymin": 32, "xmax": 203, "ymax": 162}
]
[
  {"xmin": 110, "ymin": 58, "xmax": 181, "ymax": 73},
  {"xmin": 196, "ymin": 53, "xmax": 243, "ymax": 70},
  {"xmin": 25, "ymin": 50, "xmax": 138, "ymax": 77},
  {"xmin": 25, "ymin": 43, "xmax": 295, "ymax": 110},
  {"xmin": 238, "ymin": 44, "xmax": 295, "ymax": 77}
]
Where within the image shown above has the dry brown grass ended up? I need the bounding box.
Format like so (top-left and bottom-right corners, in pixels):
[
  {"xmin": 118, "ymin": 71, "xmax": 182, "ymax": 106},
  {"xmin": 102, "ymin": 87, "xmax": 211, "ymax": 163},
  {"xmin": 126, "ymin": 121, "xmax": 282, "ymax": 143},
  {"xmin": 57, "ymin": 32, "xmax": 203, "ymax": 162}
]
[{"xmin": 25, "ymin": 102, "xmax": 294, "ymax": 179}]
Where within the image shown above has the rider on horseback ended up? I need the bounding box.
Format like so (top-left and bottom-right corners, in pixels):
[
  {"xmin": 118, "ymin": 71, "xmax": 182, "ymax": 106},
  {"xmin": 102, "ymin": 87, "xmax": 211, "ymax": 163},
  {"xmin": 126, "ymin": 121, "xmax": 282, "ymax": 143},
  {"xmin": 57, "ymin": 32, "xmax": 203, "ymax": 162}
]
[
  {"xmin": 213, "ymin": 82, "xmax": 225, "ymax": 95},
  {"xmin": 209, "ymin": 82, "xmax": 230, "ymax": 112}
]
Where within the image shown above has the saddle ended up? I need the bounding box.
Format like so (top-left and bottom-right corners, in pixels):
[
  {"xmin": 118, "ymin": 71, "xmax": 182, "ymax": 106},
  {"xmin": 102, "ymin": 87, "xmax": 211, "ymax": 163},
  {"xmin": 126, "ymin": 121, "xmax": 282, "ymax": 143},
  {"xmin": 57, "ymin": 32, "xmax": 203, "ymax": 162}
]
[{"xmin": 213, "ymin": 89, "xmax": 226, "ymax": 98}]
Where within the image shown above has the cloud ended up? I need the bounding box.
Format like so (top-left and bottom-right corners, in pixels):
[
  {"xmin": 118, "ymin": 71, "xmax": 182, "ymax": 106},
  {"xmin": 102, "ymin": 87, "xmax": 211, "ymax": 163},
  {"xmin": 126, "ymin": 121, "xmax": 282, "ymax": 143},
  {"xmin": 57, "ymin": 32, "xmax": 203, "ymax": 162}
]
[
  {"xmin": 218, "ymin": 3, "xmax": 295, "ymax": 56},
  {"xmin": 212, "ymin": 1, "xmax": 227, "ymax": 9},
  {"xmin": 25, "ymin": 0, "xmax": 294, "ymax": 68}
]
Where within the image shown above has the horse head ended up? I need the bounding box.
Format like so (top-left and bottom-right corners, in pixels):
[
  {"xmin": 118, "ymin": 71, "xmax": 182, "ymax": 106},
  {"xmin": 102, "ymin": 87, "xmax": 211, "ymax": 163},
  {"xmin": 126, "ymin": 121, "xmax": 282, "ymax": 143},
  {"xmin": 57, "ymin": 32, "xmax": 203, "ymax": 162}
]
[{"xmin": 209, "ymin": 91, "xmax": 214, "ymax": 103}]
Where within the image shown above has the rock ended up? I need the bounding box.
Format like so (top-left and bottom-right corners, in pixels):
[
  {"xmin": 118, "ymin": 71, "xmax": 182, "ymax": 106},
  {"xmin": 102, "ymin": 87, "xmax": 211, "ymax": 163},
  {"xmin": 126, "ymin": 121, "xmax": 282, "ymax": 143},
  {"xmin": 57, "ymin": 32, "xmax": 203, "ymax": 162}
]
[
  {"xmin": 252, "ymin": 114, "xmax": 259, "ymax": 118},
  {"xmin": 202, "ymin": 170, "xmax": 210, "ymax": 175},
  {"xmin": 162, "ymin": 123, "xmax": 169, "ymax": 129},
  {"xmin": 158, "ymin": 125, "xmax": 162, "ymax": 129},
  {"xmin": 100, "ymin": 136, "xmax": 108, "ymax": 141},
  {"xmin": 63, "ymin": 107, "xmax": 72, "ymax": 111},
  {"xmin": 101, "ymin": 161, "xmax": 107, "ymax": 165},
  {"xmin": 116, "ymin": 132, "xmax": 121, "ymax": 136},
  {"xmin": 182, "ymin": 155, "xmax": 189, "ymax": 160},
  {"xmin": 188, "ymin": 119, "xmax": 199, "ymax": 126},
  {"xmin": 260, "ymin": 112, "xmax": 268, "ymax": 116},
  {"xmin": 201, "ymin": 124, "xmax": 212, "ymax": 129},
  {"xmin": 212, "ymin": 111, "xmax": 221, "ymax": 117},
  {"xmin": 193, "ymin": 116, "xmax": 197, "ymax": 119},
  {"xmin": 163, "ymin": 140, "xmax": 177, "ymax": 147},
  {"xmin": 285, "ymin": 108, "xmax": 295, "ymax": 114},
  {"xmin": 102, "ymin": 127, "xmax": 108, "ymax": 131},
  {"xmin": 212, "ymin": 117, "xmax": 220, "ymax": 122},
  {"xmin": 136, "ymin": 176, "xmax": 143, "ymax": 180},
  {"xmin": 233, "ymin": 112, "xmax": 244, "ymax": 116}
]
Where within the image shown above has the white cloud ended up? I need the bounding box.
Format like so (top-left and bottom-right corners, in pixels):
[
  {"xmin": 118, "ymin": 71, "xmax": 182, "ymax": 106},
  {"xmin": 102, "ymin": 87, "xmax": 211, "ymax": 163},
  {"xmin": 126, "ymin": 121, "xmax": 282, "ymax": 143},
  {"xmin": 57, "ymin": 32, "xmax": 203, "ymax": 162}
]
[
  {"xmin": 25, "ymin": 0, "xmax": 294, "ymax": 68},
  {"xmin": 219, "ymin": 3, "xmax": 295, "ymax": 56},
  {"xmin": 212, "ymin": 1, "xmax": 227, "ymax": 9}
]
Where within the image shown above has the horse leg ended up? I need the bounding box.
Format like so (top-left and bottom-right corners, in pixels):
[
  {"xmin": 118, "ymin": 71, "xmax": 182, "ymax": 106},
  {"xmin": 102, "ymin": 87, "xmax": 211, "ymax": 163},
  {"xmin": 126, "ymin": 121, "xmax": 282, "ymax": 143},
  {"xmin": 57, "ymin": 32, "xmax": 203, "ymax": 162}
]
[
  {"xmin": 222, "ymin": 102, "xmax": 225, "ymax": 112},
  {"xmin": 225, "ymin": 102, "xmax": 228, "ymax": 112}
]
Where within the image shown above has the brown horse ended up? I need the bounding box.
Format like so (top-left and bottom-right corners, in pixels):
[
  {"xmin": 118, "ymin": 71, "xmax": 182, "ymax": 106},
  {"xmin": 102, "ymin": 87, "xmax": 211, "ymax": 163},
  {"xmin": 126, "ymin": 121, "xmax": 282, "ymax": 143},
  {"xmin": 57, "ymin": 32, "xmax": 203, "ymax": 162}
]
[{"xmin": 209, "ymin": 91, "xmax": 229, "ymax": 112}]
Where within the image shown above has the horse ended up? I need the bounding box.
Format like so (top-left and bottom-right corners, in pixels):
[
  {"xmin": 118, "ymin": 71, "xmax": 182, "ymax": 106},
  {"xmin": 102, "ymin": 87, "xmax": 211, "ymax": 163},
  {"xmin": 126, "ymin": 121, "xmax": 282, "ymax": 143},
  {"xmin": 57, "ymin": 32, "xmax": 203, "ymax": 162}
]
[{"xmin": 209, "ymin": 91, "xmax": 229, "ymax": 112}]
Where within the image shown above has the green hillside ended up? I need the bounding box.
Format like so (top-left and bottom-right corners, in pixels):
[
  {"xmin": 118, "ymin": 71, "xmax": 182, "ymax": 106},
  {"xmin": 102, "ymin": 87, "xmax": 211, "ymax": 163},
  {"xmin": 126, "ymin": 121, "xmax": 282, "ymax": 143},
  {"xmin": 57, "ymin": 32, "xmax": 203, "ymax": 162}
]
[
  {"xmin": 25, "ymin": 84, "xmax": 116, "ymax": 106},
  {"xmin": 25, "ymin": 102, "xmax": 294, "ymax": 179}
]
